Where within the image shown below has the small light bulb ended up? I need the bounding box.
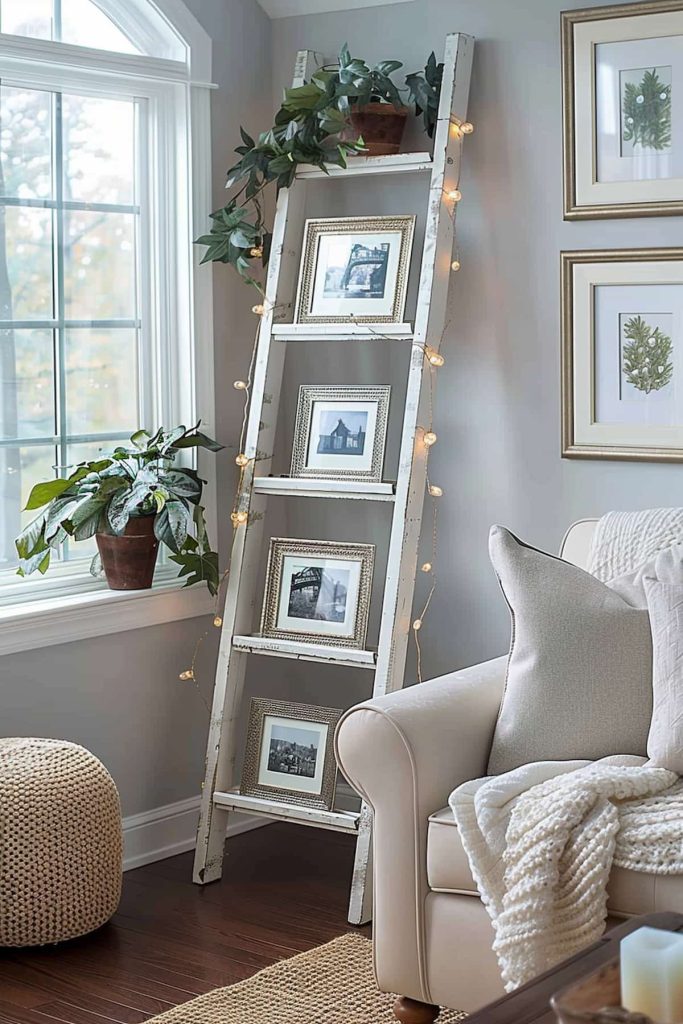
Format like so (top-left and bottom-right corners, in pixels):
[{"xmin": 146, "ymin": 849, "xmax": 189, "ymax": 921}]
[
  {"xmin": 413, "ymin": 618, "xmax": 422, "ymax": 631},
  {"xmin": 427, "ymin": 349, "xmax": 445, "ymax": 368},
  {"xmin": 249, "ymin": 245, "xmax": 263, "ymax": 258},
  {"xmin": 252, "ymin": 303, "xmax": 265, "ymax": 315},
  {"xmin": 448, "ymin": 189, "xmax": 462, "ymax": 202},
  {"xmin": 451, "ymin": 259, "xmax": 461, "ymax": 272},
  {"xmin": 451, "ymin": 123, "xmax": 462, "ymax": 138},
  {"xmin": 423, "ymin": 430, "xmax": 437, "ymax": 447},
  {"xmin": 213, "ymin": 616, "xmax": 223, "ymax": 628},
  {"xmin": 179, "ymin": 669, "xmax": 194, "ymax": 681},
  {"xmin": 231, "ymin": 510, "xmax": 248, "ymax": 527},
  {"xmin": 421, "ymin": 562, "xmax": 432, "ymax": 573},
  {"xmin": 235, "ymin": 453, "xmax": 249, "ymax": 467},
  {"xmin": 429, "ymin": 484, "xmax": 443, "ymax": 497},
  {"xmin": 461, "ymin": 121, "xmax": 474, "ymax": 134},
  {"xmin": 233, "ymin": 380, "xmax": 247, "ymax": 390}
]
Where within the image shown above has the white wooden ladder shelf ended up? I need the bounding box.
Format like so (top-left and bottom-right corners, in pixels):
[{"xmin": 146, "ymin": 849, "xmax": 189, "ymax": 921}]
[{"xmin": 193, "ymin": 32, "xmax": 474, "ymax": 926}]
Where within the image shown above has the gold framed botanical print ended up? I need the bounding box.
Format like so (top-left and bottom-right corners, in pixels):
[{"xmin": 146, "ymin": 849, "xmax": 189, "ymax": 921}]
[
  {"xmin": 561, "ymin": 247, "xmax": 683, "ymax": 461},
  {"xmin": 562, "ymin": 2, "xmax": 683, "ymax": 219}
]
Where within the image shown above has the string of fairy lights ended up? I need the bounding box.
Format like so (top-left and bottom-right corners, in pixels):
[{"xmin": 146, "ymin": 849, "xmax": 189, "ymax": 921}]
[{"xmin": 179, "ymin": 114, "xmax": 474, "ymax": 694}]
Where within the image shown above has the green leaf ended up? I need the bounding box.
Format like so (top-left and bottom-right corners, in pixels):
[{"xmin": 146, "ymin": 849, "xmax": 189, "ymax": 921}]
[
  {"xmin": 157, "ymin": 469, "xmax": 202, "ymax": 503},
  {"xmin": 174, "ymin": 430, "xmax": 223, "ymax": 452},
  {"xmin": 17, "ymin": 548, "xmax": 51, "ymax": 577},
  {"xmin": 89, "ymin": 551, "xmax": 103, "ymax": 577},
  {"xmin": 154, "ymin": 500, "xmax": 189, "ymax": 554},
  {"xmin": 15, "ymin": 509, "xmax": 48, "ymax": 559},
  {"xmin": 240, "ymin": 125, "xmax": 255, "ymax": 148}
]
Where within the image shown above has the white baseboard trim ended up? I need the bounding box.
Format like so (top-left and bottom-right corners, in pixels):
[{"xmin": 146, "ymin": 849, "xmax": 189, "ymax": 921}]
[{"xmin": 122, "ymin": 796, "xmax": 267, "ymax": 872}]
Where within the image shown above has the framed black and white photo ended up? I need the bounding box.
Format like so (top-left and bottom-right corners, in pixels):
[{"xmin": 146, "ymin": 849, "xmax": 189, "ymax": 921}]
[
  {"xmin": 260, "ymin": 538, "xmax": 374, "ymax": 648},
  {"xmin": 563, "ymin": 2, "xmax": 683, "ymax": 218},
  {"xmin": 290, "ymin": 385, "xmax": 390, "ymax": 482},
  {"xmin": 561, "ymin": 248, "xmax": 683, "ymax": 460},
  {"xmin": 294, "ymin": 215, "xmax": 415, "ymax": 324},
  {"xmin": 240, "ymin": 698, "xmax": 342, "ymax": 810}
]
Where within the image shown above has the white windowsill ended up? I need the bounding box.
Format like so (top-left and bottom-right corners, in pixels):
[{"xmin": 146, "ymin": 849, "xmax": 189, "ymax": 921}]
[{"xmin": 0, "ymin": 578, "xmax": 215, "ymax": 657}]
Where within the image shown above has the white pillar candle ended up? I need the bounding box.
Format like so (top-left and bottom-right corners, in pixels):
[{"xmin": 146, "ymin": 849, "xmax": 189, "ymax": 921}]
[{"xmin": 621, "ymin": 926, "xmax": 683, "ymax": 1024}]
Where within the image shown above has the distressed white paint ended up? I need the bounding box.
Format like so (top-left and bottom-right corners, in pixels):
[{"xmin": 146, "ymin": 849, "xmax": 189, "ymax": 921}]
[
  {"xmin": 252, "ymin": 477, "xmax": 395, "ymax": 500},
  {"xmin": 296, "ymin": 152, "xmax": 432, "ymax": 179},
  {"xmin": 194, "ymin": 38, "xmax": 474, "ymax": 926}
]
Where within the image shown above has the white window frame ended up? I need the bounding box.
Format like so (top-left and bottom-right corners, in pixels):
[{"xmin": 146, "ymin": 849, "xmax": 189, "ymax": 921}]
[{"xmin": 0, "ymin": 0, "xmax": 216, "ymax": 655}]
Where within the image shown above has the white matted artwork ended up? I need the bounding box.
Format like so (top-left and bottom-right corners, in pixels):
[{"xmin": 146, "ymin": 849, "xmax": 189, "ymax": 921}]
[
  {"xmin": 260, "ymin": 538, "xmax": 375, "ymax": 648},
  {"xmin": 240, "ymin": 698, "xmax": 342, "ymax": 810},
  {"xmin": 294, "ymin": 215, "xmax": 415, "ymax": 324},
  {"xmin": 561, "ymin": 249, "xmax": 683, "ymax": 460},
  {"xmin": 290, "ymin": 385, "xmax": 391, "ymax": 481},
  {"xmin": 563, "ymin": 3, "xmax": 683, "ymax": 217}
]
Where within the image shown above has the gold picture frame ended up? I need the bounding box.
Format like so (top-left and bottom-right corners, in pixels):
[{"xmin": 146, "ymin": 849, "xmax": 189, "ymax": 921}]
[
  {"xmin": 293, "ymin": 215, "xmax": 415, "ymax": 324},
  {"xmin": 290, "ymin": 385, "xmax": 391, "ymax": 482},
  {"xmin": 240, "ymin": 698, "xmax": 342, "ymax": 810},
  {"xmin": 260, "ymin": 538, "xmax": 375, "ymax": 649},
  {"xmin": 562, "ymin": 1, "xmax": 683, "ymax": 220},
  {"xmin": 561, "ymin": 247, "xmax": 683, "ymax": 461}
]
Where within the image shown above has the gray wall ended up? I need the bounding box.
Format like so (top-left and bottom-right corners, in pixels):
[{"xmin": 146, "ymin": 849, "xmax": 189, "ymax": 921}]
[
  {"xmin": 4, "ymin": 0, "xmax": 682, "ymax": 820},
  {"xmin": 270, "ymin": 0, "xmax": 683, "ymax": 691},
  {"xmin": 0, "ymin": 0, "xmax": 273, "ymax": 817}
]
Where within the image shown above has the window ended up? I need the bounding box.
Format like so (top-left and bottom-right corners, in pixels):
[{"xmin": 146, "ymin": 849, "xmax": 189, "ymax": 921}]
[{"xmin": 0, "ymin": 0, "xmax": 214, "ymax": 614}]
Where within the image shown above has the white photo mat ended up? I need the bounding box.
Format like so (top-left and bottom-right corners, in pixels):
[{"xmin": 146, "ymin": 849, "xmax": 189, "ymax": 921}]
[{"xmin": 562, "ymin": 250, "xmax": 683, "ymax": 460}]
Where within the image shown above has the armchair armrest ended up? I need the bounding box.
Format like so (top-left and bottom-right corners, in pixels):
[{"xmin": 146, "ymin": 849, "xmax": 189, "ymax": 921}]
[{"xmin": 335, "ymin": 655, "xmax": 506, "ymax": 1001}]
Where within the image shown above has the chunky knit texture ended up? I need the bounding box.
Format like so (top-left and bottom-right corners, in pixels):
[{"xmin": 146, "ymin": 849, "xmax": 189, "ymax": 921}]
[
  {"xmin": 449, "ymin": 756, "xmax": 682, "ymax": 991},
  {"xmin": 0, "ymin": 737, "xmax": 123, "ymax": 947},
  {"xmin": 589, "ymin": 507, "xmax": 683, "ymax": 582}
]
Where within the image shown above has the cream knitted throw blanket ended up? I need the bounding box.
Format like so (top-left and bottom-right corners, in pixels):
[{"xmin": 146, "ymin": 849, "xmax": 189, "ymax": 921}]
[
  {"xmin": 449, "ymin": 756, "xmax": 683, "ymax": 992},
  {"xmin": 589, "ymin": 507, "xmax": 683, "ymax": 582}
]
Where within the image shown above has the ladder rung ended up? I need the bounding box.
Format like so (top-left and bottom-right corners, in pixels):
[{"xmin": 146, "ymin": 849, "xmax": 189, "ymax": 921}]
[
  {"xmin": 213, "ymin": 789, "xmax": 361, "ymax": 834},
  {"xmin": 272, "ymin": 322, "xmax": 414, "ymax": 343},
  {"xmin": 252, "ymin": 477, "xmax": 395, "ymax": 501},
  {"xmin": 296, "ymin": 152, "xmax": 433, "ymax": 179},
  {"xmin": 232, "ymin": 634, "xmax": 377, "ymax": 669}
]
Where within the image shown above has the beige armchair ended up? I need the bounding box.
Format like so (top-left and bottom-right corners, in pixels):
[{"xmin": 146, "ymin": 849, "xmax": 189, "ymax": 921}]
[{"xmin": 335, "ymin": 519, "xmax": 683, "ymax": 1022}]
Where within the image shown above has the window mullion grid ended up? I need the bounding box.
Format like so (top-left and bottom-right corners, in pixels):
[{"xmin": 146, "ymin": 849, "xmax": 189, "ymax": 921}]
[{"xmin": 53, "ymin": 89, "xmax": 69, "ymax": 560}]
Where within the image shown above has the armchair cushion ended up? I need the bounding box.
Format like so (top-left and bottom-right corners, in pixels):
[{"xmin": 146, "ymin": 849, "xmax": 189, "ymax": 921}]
[
  {"xmin": 426, "ymin": 803, "xmax": 683, "ymax": 917},
  {"xmin": 487, "ymin": 526, "xmax": 653, "ymax": 774}
]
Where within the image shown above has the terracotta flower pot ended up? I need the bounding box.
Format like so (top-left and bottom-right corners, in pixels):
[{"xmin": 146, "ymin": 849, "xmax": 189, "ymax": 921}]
[
  {"xmin": 349, "ymin": 102, "xmax": 409, "ymax": 156},
  {"xmin": 96, "ymin": 515, "xmax": 159, "ymax": 591}
]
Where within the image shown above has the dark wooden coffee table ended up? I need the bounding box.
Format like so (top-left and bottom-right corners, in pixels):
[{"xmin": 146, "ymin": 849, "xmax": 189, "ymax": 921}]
[{"xmin": 465, "ymin": 911, "xmax": 683, "ymax": 1024}]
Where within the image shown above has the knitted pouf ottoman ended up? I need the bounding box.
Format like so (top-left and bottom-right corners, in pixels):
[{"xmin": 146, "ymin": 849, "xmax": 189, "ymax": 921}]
[{"xmin": 0, "ymin": 737, "xmax": 123, "ymax": 946}]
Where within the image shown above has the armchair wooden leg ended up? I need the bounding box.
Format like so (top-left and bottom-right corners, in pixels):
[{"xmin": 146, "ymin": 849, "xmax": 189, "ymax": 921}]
[{"xmin": 393, "ymin": 995, "xmax": 440, "ymax": 1023}]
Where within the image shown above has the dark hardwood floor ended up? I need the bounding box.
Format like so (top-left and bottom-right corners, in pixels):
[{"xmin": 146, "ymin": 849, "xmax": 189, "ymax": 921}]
[{"xmin": 0, "ymin": 823, "xmax": 368, "ymax": 1023}]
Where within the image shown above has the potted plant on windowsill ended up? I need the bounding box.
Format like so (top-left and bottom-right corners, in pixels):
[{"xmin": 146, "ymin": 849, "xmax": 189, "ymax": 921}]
[{"xmin": 14, "ymin": 425, "xmax": 223, "ymax": 595}]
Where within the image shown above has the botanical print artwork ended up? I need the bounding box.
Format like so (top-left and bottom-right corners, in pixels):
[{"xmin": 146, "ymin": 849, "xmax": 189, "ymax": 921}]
[
  {"xmin": 620, "ymin": 314, "xmax": 674, "ymax": 397},
  {"xmin": 621, "ymin": 66, "xmax": 672, "ymax": 156},
  {"xmin": 286, "ymin": 561, "xmax": 350, "ymax": 624}
]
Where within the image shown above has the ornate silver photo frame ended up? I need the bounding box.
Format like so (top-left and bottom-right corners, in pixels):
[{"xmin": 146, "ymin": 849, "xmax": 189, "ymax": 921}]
[
  {"xmin": 240, "ymin": 698, "xmax": 342, "ymax": 810},
  {"xmin": 290, "ymin": 385, "xmax": 391, "ymax": 482},
  {"xmin": 260, "ymin": 538, "xmax": 375, "ymax": 649},
  {"xmin": 293, "ymin": 215, "xmax": 415, "ymax": 324}
]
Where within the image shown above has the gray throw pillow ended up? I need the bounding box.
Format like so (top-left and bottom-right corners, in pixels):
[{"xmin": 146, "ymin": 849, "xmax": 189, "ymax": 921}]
[{"xmin": 486, "ymin": 526, "xmax": 654, "ymax": 775}]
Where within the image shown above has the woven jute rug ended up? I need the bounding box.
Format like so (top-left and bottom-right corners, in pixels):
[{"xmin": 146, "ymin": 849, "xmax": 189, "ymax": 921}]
[{"xmin": 145, "ymin": 933, "xmax": 467, "ymax": 1023}]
